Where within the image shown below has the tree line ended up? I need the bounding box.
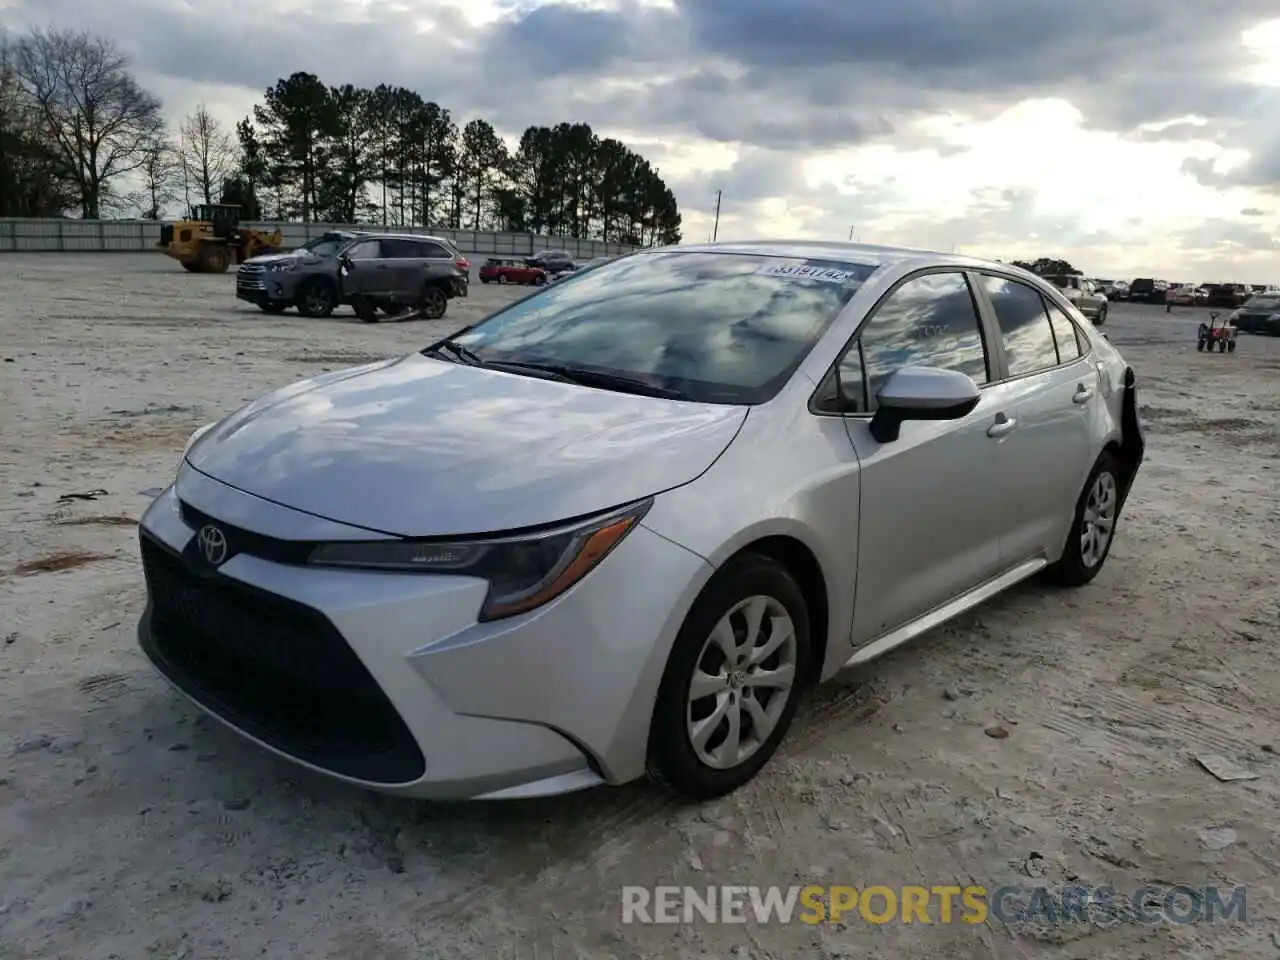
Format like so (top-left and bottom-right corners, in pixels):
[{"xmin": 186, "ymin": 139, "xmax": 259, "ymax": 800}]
[{"xmin": 0, "ymin": 28, "xmax": 682, "ymax": 245}]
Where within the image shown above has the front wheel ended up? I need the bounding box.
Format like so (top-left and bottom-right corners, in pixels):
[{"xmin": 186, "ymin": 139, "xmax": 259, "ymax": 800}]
[
  {"xmin": 1094, "ymin": 306, "xmax": 1107, "ymax": 326},
  {"xmin": 1047, "ymin": 453, "xmax": 1121, "ymax": 587},
  {"xmin": 647, "ymin": 554, "xmax": 810, "ymax": 800},
  {"xmin": 295, "ymin": 280, "xmax": 337, "ymax": 319}
]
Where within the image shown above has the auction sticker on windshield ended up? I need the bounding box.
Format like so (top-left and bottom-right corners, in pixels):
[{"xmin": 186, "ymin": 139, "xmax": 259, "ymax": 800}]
[{"xmin": 754, "ymin": 261, "xmax": 865, "ymax": 284}]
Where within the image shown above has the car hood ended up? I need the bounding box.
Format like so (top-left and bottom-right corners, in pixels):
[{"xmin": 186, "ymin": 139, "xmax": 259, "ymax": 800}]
[
  {"xmin": 184, "ymin": 354, "xmax": 747, "ymax": 537},
  {"xmin": 245, "ymin": 252, "xmax": 324, "ymax": 266}
]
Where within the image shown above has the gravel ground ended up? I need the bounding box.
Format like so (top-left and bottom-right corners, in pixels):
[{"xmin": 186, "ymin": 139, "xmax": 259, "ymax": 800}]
[{"xmin": 1, "ymin": 253, "xmax": 1278, "ymax": 960}]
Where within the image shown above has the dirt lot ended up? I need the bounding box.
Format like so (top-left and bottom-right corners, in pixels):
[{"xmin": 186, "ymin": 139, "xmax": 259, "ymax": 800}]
[{"xmin": 1, "ymin": 253, "xmax": 1278, "ymax": 960}]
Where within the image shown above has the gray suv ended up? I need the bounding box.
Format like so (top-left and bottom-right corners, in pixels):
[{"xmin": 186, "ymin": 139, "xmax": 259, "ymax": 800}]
[{"xmin": 236, "ymin": 231, "xmax": 470, "ymax": 322}]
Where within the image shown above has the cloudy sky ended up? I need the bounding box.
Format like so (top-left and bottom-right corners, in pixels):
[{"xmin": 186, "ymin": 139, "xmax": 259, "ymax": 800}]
[{"xmin": 4, "ymin": 0, "xmax": 1280, "ymax": 280}]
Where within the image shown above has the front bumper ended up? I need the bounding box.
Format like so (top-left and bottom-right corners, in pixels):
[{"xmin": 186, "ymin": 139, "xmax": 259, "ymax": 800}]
[
  {"xmin": 236, "ymin": 267, "xmax": 295, "ymax": 307},
  {"xmin": 136, "ymin": 469, "xmax": 711, "ymax": 799}
]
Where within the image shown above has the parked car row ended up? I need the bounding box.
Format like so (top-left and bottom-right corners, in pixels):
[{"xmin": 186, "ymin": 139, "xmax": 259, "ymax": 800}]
[
  {"xmin": 479, "ymin": 249, "xmax": 583, "ymax": 286},
  {"xmin": 1098, "ymin": 277, "xmax": 1279, "ymax": 308}
]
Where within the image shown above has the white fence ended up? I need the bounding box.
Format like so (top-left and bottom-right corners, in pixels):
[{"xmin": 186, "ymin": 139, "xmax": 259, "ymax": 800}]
[{"xmin": 0, "ymin": 219, "xmax": 642, "ymax": 260}]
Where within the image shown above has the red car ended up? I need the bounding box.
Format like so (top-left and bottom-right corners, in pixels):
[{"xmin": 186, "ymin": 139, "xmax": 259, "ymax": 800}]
[{"xmin": 479, "ymin": 258, "xmax": 548, "ymax": 286}]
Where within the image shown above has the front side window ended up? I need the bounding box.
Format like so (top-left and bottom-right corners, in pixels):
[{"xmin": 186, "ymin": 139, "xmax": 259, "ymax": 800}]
[
  {"xmin": 344, "ymin": 239, "xmax": 382, "ymax": 259},
  {"xmin": 448, "ymin": 251, "xmax": 879, "ymax": 404},
  {"xmin": 979, "ymin": 275, "xmax": 1059, "ymax": 376},
  {"xmin": 299, "ymin": 237, "xmax": 348, "ymax": 257},
  {"xmin": 845, "ymin": 272, "xmax": 989, "ymax": 412}
]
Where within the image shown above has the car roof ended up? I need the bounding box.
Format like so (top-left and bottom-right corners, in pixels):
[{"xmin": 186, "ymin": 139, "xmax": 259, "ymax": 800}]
[{"xmin": 657, "ymin": 239, "xmax": 1019, "ymax": 274}]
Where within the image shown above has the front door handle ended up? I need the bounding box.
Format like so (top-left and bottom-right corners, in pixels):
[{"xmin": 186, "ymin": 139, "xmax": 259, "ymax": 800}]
[
  {"xmin": 987, "ymin": 413, "xmax": 1017, "ymax": 438},
  {"xmin": 1073, "ymin": 384, "xmax": 1095, "ymax": 404}
]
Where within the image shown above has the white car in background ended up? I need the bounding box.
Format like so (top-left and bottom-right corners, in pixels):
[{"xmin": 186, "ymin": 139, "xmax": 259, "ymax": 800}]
[{"xmin": 1043, "ymin": 275, "xmax": 1109, "ymax": 324}]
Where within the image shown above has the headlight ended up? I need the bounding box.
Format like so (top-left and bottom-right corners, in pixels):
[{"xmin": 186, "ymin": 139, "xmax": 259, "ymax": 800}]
[
  {"xmin": 265, "ymin": 261, "xmax": 296, "ymax": 273},
  {"xmin": 308, "ymin": 499, "xmax": 652, "ymax": 621},
  {"xmin": 182, "ymin": 422, "xmax": 215, "ymax": 460}
]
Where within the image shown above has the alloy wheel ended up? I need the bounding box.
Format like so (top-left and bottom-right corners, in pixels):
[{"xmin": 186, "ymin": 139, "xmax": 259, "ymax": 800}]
[
  {"xmin": 1080, "ymin": 471, "xmax": 1117, "ymax": 568},
  {"xmin": 686, "ymin": 595, "xmax": 798, "ymax": 770}
]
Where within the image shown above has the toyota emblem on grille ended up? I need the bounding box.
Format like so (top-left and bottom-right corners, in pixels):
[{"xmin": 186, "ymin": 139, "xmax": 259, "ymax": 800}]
[{"xmin": 197, "ymin": 524, "xmax": 228, "ymax": 566}]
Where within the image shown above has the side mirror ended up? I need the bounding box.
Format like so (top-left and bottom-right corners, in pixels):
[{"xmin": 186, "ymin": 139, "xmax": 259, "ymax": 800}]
[{"xmin": 869, "ymin": 366, "xmax": 981, "ymax": 443}]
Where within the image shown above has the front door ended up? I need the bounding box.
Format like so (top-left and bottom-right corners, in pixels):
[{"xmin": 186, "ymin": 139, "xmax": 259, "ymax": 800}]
[
  {"xmin": 340, "ymin": 238, "xmax": 392, "ymax": 299},
  {"xmin": 835, "ymin": 270, "xmax": 1013, "ymax": 644}
]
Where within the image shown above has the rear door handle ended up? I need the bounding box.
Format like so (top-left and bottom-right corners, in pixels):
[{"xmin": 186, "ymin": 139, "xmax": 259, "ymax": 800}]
[
  {"xmin": 987, "ymin": 413, "xmax": 1017, "ymax": 438},
  {"xmin": 1073, "ymin": 385, "xmax": 1094, "ymax": 404}
]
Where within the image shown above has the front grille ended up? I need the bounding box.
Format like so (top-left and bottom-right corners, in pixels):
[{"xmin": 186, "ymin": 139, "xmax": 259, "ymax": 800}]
[
  {"xmin": 236, "ymin": 264, "xmax": 266, "ymax": 291},
  {"xmin": 139, "ymin": 533, "xmax": 426, "ymax": 784},
  {"xmin": 179, "ymin": 500, "xmax": 313, "ymax": 565}
]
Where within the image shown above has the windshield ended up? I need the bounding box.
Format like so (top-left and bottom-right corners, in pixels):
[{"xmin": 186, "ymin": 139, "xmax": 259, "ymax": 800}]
[
  {"xmin": 444, "ymin": 251, "xmax": 878, "ymax": 404},
  {"xmin": 297, "ymin": 237, "xmax": 348, "ymax": 257},
  {"xmin": 1244, "ymin": 296, "xmax": 1280, "ymax": 310}
]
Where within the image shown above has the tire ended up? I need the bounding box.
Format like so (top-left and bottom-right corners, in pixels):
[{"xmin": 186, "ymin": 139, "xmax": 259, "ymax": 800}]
[
  {"xmin": 647, "ymin": 553, "xmax": 811, "ymax": 800},
  {"xmin": 420, "ymin": 285, "xmax": 447, "ymax": 320},
  {"xmin": 1227, "ymin": 339, "xmax": 1237, "ymax": 353},
  {"xmin": 352, "ymin": 298, "xmax": 379, "ymax": 323},
  {"xmin": 480, "ymin": 278, "xmax": 490, "ymax": 284},
  {"xmin": 257, "ymin": 303, "xmax": 288, "ymax": 315},
  {"xmin": 498, "ymin": 274, "xmax": 508, "ymax": 285},
  {"xmin": 1094, "ymin": 306, "xmax": 1107, "ymax": 326},
  {"xmin": 533, "ymin": 274, "xmax": 547, "ymax": 286},
  {"xmin": 180, "ymin": 262, "xmax": 198, "ymax": 273},
  {"xmin": 1197, "ymin": 340, "xmax": 1205, "ymax": 352},
  {"xmin": 1218, "ymin": 339, "xmax": 1227, "ymax": 352},
  {"xmin": 1047, "ymin": 452, "xmax": 1122, "ymax": 587},
  {"xmin": 197, "ymin": 244, "xmax": 230, "ymax": 274},
  {"xmin": 295, "ymin": 279, "xmax": 337, "ymax": 319}
]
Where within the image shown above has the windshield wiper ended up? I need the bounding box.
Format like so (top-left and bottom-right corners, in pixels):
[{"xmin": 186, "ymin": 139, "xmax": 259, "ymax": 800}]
[
  {"xmin": 424, "ymin": 339, "xmax": 484, "ymax": 366},
  {"xmin": 499, "ymin": 362, "xmax": 689, "ymax": 400}
]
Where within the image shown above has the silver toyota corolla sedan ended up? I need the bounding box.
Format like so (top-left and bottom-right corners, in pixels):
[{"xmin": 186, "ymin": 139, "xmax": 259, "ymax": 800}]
[{"xmin": 137, "ymin": 241, "xmax": 1144, "ymax": 801}]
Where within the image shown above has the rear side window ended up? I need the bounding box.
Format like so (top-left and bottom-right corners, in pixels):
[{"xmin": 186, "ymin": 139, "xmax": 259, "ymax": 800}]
[
  {"xmin": 417, "ymin": 242, "xmax": 451, "ymax": 258},
  {"xmin": 1044, "ymin": 300, "xmax": 1083, "ymax": 361},
  {"xmin": 979, "ymin": 275, "xmax": 1059, "ymax": 376}
]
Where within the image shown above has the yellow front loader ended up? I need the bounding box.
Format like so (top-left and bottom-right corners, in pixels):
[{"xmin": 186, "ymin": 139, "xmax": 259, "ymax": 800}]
[{"xmin": 157, "ymin": 203, "xmax": 284, "ymax": 273}]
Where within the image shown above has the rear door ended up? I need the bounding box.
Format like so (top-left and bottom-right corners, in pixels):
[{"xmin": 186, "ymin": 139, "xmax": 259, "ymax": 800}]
[
  {"xmin": 378, "ymin": 238, "xmax": 426, "ymax": 301},
  {"xmin": 972, "ymin": 273, "xmax": 1095, "ymax": 564}
]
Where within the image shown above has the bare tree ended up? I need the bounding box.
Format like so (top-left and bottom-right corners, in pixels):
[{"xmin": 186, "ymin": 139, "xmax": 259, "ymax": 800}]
[
  {"xmin": 132, "ymin": 131, "xmax": 180, "ymax": 219},
  {"xmin": 178, "ymin": 103, "xmax": 234, "ymax": 206},
  {"xmin": 11, "ymin": 28, "xmax": 163, "ymax": 218}
]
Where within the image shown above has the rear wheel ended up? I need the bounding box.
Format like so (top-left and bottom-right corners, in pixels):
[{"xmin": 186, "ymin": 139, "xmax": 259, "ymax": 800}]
[
  {"xmin": 420, "ymin": 285, "xmax": 447, "ymax": 320},
  {"xmin": 1094, "ymin": 305, "xmax": 1107, "ymax": 325},
  {"xmin": 648, "ymin": 554, "xmax": 811, "ymax": 799},
  {"xmin": 498, "ymin": 274, "xmax": 508, "ymax": 285},
  {"xmin": 1227, "ymin": 339, "xmax": 1237, "ymax": 353},
  {"xmin": 1047, "ymin": 452, "xmax": 1121, "ymax": 587}
]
